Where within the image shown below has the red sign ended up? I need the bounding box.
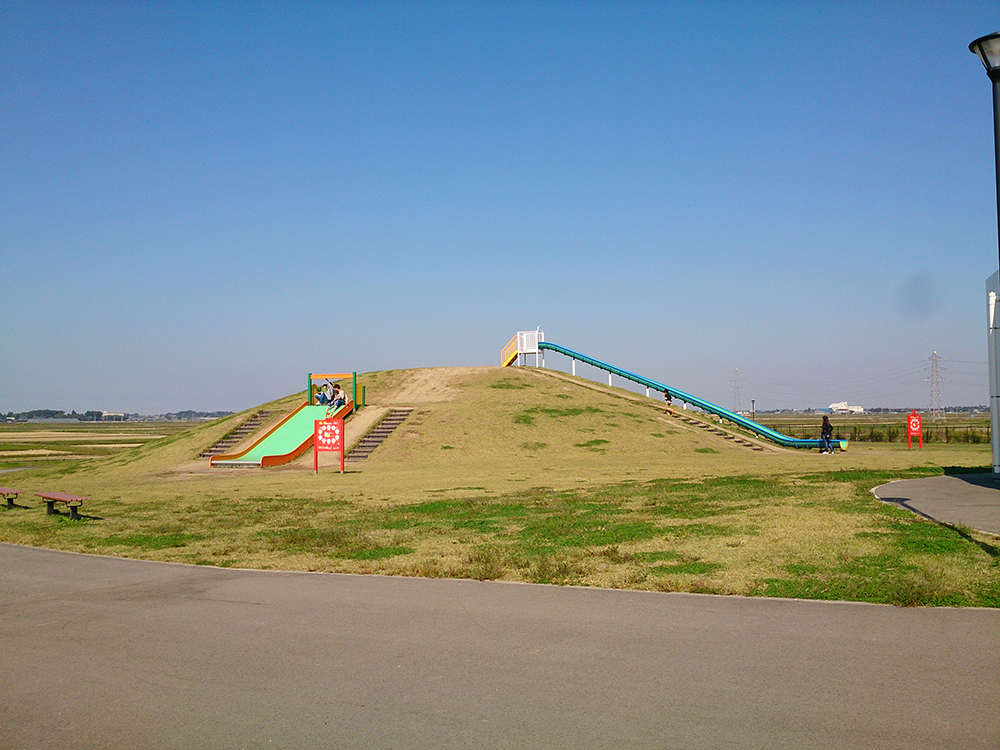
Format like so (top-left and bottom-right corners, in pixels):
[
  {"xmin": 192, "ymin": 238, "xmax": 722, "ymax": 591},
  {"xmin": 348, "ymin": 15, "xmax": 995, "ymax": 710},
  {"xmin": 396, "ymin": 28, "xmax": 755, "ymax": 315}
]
[
  {"xmin": 907, "ymin": 411, "xmax": 922, "ymax": 449},
  {"xmin": 314, "ymin": 418, "xmax": 345, "ymax": 473}
]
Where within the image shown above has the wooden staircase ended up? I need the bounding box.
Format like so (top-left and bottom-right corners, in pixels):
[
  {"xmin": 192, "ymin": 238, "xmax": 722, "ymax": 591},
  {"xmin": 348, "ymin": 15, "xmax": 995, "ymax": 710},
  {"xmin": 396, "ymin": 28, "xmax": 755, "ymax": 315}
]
[
  {"xmin": 200, "ymin": 411, "xmax": 274, "ymax": 458},
  {"xmin": 346, "ymin": 409, "xmax": 413, "ymax": 462},
  {"xmin": 669, "ymin": 410, "xmax": 767, "ymax": 452}
]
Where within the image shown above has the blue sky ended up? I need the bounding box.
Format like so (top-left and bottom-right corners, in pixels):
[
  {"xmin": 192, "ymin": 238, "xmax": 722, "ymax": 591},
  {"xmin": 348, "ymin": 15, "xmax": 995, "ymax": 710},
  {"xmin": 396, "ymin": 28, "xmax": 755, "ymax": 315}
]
[{"xmin": 2, "ymin": 1, "xmax": 998, "ymax": 414}]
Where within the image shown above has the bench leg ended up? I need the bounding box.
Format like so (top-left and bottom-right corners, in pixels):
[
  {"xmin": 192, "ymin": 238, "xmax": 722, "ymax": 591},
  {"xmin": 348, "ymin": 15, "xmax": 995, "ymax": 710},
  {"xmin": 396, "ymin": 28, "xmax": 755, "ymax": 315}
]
[
  {"xmin": 46, "ymin": 500, "xmax": 56, "ymax": 515},
  {"xmin": 4, "ymin": 498, "xmax": 15, "ymax": 510},
  {"xmin": 69, "ymin": 505, "xmax": 81, "ymax": 520}
]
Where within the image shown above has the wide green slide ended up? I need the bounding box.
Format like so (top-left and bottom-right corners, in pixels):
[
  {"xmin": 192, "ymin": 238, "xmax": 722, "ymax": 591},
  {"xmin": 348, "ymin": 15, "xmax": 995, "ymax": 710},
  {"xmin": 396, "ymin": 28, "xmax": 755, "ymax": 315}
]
[{"xmin": 211, "ymin": 403, "xmax": 346, "ymax": 468}]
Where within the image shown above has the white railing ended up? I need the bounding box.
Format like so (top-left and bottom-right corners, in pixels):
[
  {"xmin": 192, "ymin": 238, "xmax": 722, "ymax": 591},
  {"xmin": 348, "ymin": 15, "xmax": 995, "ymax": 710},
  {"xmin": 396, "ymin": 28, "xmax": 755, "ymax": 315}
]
[{"xmin": 501, "ymin": 328, "xmax": 545, "ymax": 367}]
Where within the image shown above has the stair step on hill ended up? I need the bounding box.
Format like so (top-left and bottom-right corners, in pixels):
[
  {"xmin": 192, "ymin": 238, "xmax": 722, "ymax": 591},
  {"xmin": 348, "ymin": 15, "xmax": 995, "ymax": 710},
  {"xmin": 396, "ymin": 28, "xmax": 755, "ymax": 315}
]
[
  {"xmin": 667, "ymin": 411, "xmax": 769, "ymax": 453},
  {"xmin": 346, "ymin": 409, "xmax": 413, "ymax": 462},
  {"xmin": 199, "ymin": 410, "xmax": 274, "ymax": 458}
]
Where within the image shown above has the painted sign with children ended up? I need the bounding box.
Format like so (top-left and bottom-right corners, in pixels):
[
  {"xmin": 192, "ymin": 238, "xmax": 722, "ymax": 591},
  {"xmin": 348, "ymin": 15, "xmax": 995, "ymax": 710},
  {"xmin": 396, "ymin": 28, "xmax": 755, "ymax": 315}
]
[{"xmin": 314, "ymin": 418, "xmax": 345, "ymax": 473}]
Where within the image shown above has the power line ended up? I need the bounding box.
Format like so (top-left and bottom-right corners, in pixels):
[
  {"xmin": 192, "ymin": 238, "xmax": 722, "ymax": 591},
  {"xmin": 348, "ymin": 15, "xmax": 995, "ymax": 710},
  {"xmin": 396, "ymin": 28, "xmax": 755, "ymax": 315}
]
[{"xmin": 923, "ymin": 351, "xmax": 946, "ymax": 419}]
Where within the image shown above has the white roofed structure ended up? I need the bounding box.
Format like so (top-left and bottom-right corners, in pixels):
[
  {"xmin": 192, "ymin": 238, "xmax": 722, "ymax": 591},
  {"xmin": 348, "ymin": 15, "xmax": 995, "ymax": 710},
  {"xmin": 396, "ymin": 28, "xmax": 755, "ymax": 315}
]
[{"xmin": 829, "ymin": 402, "xmax": 864, "ymax": 414}]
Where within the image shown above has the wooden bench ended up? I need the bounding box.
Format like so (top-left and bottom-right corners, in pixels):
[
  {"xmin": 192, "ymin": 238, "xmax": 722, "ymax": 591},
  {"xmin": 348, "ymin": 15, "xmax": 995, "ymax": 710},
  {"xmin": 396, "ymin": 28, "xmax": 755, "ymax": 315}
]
[
  {"xmin": 0, "ymin": 486, "xmax": 22, "ymax": 509},
  {"xmin": 35, "ymin": 492, "xmax": 86, "ymax": 520}
]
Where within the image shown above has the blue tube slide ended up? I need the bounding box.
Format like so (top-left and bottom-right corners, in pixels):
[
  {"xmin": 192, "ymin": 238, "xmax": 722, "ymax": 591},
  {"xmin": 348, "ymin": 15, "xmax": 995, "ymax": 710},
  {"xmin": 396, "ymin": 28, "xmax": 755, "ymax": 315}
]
[{"xmin": 538, "ymin": 341, "xmax": 833, "ymax": 450}]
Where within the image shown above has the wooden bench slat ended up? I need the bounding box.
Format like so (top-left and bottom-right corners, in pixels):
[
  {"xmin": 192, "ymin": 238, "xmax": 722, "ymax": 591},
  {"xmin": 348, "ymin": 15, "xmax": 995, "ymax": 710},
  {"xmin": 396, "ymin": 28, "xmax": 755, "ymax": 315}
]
[
  {"xmin": 35, "ymin": 492, "xmax": 88, "ymax": 502},
  {"xmin": 35, "ymin": 492, "xmax": 87, "ymax": 520}
]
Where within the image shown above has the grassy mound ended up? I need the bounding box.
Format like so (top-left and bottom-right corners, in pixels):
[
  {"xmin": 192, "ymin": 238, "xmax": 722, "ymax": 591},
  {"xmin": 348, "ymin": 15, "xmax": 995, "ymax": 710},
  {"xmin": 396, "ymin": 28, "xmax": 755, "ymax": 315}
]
[{"xmin": 1, "ymin": 366, "xmax": 997, "ymax": 606}]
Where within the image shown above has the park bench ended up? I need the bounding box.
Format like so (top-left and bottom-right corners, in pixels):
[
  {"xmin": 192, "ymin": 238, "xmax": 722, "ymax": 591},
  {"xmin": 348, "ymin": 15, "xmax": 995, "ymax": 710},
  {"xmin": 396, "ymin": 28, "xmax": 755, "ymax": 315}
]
[
  {"xmin": 0, "ymin": 487, "xmax": 22, "ymax": 509},
  {"xmin": 35, "ymin": 492, "xmax": 86, "ymax": 520}
]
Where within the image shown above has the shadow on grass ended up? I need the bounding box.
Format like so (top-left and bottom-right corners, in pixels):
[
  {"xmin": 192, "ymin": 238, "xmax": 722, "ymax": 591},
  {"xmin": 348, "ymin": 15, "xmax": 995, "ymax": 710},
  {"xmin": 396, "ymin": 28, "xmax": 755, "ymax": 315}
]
[
  {"xmin": 946, "ymin": 523, "xmax": 1000, "ymax": 560},
  {"xmin": 942, "ymin": 465, "xmax": 996, "ymax": 478},
  {"xmin": 875, "ymin": 489, "xmax": 998, "ymax": 565}
]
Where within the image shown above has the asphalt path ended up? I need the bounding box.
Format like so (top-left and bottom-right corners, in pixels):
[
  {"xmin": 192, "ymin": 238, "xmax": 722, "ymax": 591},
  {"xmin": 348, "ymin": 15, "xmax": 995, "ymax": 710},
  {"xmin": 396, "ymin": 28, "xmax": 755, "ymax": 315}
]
[
  {"xmin": 2, "ymin": 543, "xmax": 998, "ymax": 750},
  {"xmin": 873, "ymin": 472, "xmax": 1000, "ymax": 536}
]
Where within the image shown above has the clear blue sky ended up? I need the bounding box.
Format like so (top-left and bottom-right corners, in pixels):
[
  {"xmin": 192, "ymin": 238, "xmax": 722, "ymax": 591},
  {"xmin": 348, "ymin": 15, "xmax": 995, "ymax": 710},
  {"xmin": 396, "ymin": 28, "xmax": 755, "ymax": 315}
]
[{"xmin": 2, "ymin": 1, "xmax": 998, "ymax": 414}]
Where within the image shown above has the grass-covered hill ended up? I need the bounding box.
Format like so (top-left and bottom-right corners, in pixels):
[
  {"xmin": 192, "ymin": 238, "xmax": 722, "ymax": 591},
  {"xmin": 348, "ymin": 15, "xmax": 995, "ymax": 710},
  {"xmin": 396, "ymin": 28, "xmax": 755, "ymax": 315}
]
[{"xmin": 1, "ymin": 366, "xmax": 997, "ymax": 606}]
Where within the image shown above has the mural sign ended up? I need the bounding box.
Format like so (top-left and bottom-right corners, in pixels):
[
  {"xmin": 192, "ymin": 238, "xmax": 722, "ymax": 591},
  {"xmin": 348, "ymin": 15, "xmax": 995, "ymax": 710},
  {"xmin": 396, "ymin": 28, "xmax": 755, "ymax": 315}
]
[
  {"xmin": 907, "ymin": 411, "xmax": 922, "ymax": 450},
  {"xmin": 314, "ymin": 418, "xmax": 345, "ymax": 473}
]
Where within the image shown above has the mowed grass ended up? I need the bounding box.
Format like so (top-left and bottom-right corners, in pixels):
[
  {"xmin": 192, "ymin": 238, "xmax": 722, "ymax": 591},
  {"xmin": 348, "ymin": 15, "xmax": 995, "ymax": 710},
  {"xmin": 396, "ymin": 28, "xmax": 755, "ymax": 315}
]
[
  {"xmin": 0, "ymin": 422, "xmax": 193, "ymax": 467},
  {"xmin": 1, "ymin": 366, "xmax": 998, "ymax": 607}
]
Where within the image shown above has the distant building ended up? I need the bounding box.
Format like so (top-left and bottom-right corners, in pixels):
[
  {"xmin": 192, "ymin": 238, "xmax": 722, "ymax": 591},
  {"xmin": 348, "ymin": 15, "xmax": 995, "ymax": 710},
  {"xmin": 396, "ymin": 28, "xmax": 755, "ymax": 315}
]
[
  {"xmin": 102, "ymin": 412, "xmax": 127, "ymax": 422},
  {"xmin": 829, "ymin": 401, "xmax": 864, "ymax": 414}
]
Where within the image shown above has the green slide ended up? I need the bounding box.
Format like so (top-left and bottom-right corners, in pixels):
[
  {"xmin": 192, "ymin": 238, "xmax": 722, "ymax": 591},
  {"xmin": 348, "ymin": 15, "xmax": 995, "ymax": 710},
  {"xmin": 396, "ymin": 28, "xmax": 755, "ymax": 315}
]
[{"xmin": 210, "ymin": 403, "xmax": 350, "ymax": 468}]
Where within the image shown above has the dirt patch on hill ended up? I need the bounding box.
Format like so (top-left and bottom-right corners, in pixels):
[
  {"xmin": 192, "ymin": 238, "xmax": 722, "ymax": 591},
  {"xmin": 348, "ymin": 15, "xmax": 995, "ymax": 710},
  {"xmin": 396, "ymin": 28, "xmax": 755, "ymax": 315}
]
[{"xmin": 379, "ymin": 367, "xmax": 492, "ymax": 404}]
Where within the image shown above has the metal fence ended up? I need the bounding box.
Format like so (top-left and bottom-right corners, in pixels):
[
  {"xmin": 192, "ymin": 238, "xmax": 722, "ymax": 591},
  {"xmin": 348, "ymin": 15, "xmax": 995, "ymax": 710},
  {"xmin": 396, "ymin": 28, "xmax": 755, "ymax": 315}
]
[{"xmin": 755, "ymin": 417, "xmax": 990, "ymax": 444}]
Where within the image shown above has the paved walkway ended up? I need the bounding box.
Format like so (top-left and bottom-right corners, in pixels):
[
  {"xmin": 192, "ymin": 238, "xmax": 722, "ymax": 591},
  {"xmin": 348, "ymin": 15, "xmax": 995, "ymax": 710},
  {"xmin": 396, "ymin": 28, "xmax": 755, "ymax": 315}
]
[
  {"xmin": 872, "ymin": 472, "xmax": 1000, "ymax": 536},
  {"xmin": 1, "ymin": 543, "xmax": 997, "ymax": 749}
]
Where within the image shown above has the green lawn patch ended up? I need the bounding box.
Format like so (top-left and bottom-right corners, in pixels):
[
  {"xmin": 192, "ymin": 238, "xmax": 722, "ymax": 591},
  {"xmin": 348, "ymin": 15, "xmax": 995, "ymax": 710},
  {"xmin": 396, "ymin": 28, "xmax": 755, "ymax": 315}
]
[
  {"xmin": 343, "ymin": 546, "xmax": 414, "ymax": 560},
  {"xmin": 490, "ymin": 380, "xmax": 532, "ymax": 390},
  {"xmin": 650, "ymin": 560, "xmax": 722, "ymax": 576},
  {"xmin": 574, "ymin": 439, "xmax": 610, "ymax": 450}
]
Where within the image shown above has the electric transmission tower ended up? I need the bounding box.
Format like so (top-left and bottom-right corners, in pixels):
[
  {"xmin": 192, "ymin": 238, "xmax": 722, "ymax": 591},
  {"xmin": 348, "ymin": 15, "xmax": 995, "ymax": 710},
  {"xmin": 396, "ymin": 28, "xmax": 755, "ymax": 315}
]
[
  {"xmin": 923, "ymin": 351, "xmax": 945, "ymax": 420},
  {"xmin": 731, "ymin": 368, "xmax": 744, "ymax": 414}
]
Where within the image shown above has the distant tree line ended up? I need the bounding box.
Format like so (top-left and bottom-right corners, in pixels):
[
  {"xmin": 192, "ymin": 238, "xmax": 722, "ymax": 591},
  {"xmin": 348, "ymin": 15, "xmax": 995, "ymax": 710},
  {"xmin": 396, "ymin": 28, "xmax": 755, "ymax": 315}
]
[
  {"xmin": 161, "ymin": 411, "xmax": 233, "ymax": 421},
  {"xmin": 3, "ymin": 409, "xmax": 232, "ymax": 422},
  {"xmin": 3, "ymin": 409, "xmax": 107, "ymax": 421},
  {"xmin": 865, "ymin": 406, "xmax": 988, "ymax": 414},
  {"xmin": 755, "ymin": 406, "xmax": 987, "ymax": 415}
]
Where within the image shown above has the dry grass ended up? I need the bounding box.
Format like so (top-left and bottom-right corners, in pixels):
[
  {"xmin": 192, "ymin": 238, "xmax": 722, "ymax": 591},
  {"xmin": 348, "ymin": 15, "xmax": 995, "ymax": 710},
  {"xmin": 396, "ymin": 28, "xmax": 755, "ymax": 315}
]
[{"xmin": 1, "ymin": 366, "xmax": 997, "ymax": 606}]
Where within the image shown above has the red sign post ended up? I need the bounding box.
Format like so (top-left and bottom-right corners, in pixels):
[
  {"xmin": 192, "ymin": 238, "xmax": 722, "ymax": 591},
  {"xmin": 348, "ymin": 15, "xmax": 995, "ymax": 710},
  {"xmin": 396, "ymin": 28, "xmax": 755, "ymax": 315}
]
[
  {"xmin": 314, "ymin": 418, "xmax": 345, "ymax": 473},
  {"xmin": 907, "ymin": 411, "xmax": 922, "ymax": 449}
]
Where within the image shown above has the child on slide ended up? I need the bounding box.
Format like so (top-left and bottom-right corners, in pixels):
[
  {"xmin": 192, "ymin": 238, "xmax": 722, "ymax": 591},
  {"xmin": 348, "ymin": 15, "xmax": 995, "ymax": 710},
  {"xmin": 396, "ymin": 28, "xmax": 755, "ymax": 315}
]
[{"xmin": 317, "ymin": 382, "xmax": 333, "ymax": 405}]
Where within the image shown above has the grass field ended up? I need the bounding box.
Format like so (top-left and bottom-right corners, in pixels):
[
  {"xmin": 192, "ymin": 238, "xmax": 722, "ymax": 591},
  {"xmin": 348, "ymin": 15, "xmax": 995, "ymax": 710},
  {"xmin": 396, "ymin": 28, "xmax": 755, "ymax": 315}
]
[
  {"xmin": 1, "ymin": 366, "xmax": 997, "ymax": 607},
  {"xmin": 0, "ymin": 422, "xmax": 192, "ymax": 466}
]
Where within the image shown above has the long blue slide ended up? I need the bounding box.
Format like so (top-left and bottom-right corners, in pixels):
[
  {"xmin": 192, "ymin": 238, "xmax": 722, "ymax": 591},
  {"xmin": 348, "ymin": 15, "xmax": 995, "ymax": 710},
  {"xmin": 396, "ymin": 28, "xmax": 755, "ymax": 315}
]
[{"xmin": 538, "ymin": 342, "xmax": 841, "ymax": 451}]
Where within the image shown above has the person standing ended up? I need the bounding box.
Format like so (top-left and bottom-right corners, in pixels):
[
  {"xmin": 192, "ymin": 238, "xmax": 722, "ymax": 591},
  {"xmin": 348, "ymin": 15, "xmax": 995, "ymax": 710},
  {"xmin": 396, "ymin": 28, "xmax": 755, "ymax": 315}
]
[{"xmin": 820, "ymin": 415, "xmax": 834, "ymax": 454}]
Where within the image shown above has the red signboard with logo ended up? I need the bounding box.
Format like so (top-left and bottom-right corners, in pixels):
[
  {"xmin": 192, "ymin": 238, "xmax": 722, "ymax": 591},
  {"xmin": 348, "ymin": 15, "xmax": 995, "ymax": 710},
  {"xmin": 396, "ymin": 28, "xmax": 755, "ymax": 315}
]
[
  {"xmin": 314, "ymin": 418, "xmax": 345, "ymax": 473},
  {"xmin": 907, "ymin": 411, "xmax": 922, "ymax": 449}
]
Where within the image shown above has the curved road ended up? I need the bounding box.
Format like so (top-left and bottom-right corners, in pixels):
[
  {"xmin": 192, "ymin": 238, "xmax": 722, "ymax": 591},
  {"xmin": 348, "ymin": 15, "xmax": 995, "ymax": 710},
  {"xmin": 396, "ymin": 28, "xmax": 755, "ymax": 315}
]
[{"xmin": 1, "ymin": 543, "xmax": 997, "ymax": 749}]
